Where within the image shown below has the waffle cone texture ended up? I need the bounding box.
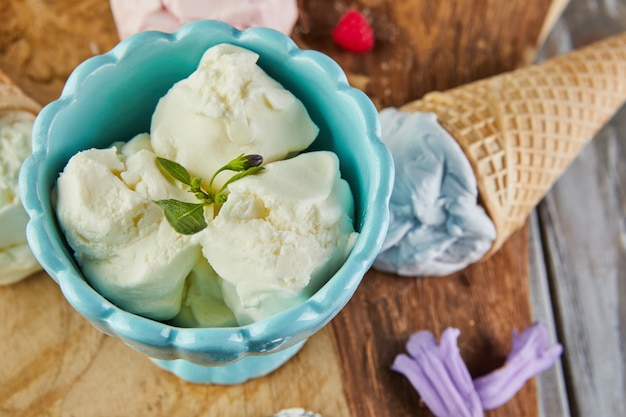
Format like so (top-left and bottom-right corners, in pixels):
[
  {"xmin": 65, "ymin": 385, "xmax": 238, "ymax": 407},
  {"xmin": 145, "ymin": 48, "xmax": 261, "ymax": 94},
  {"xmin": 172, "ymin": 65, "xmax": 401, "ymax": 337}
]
[
  {"xmin": 401, "ymin": 32, "xmax": 626, "ymax": 257},
  {"xmin": 0, "ymin": 69, "xmax": 40, "ymax": 117}
]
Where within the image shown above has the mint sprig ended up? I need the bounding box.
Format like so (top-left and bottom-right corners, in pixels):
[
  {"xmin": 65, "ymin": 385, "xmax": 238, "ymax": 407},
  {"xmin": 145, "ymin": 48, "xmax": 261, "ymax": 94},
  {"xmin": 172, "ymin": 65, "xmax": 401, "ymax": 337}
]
[
  {"xmin": 154, "ymin": 200, "xmax": 207, "ymax": 233},
  {"xmin": 154, "ymin": 154, "xmax": 264, "ymax": 234}
]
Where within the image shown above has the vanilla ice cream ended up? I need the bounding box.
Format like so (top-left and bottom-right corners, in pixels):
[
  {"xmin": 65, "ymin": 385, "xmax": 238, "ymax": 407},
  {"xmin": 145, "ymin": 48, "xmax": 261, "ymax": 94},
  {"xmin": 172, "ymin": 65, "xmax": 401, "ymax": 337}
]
[
  {"xmin": 0, "ymin": 111, "xmax": 41, "ymax": 285},
  {"xmin": 151, "ymin": 43, "xmax": 319, "ymax": 191},
  {"xmin": 199, "ymin": 151, "xmax": 358, "ymax": 325},
  {"xmin": 55, "ymin": 134, "xmax": 203, "ymax": 320},
  {"xmin": 169, "ymin": 256, "xmax": 238, "ymax": 328},
  {"xmin": 55, "ymin": 44, "xmax": 356, "ymax": 326}
]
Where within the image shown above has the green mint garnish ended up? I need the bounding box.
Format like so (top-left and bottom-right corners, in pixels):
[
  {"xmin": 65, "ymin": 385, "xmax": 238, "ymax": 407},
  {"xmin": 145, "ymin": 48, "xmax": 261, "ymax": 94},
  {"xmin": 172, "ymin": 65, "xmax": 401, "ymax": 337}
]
[
  {"xmin": 154, "ymin": 154, "xmax": 264, "ymax": 234},
  {"xmin": 153, "ymin": 200, "xmax": 207, "ymax": 235},
  {"xmin": 156, "ymin": 157, "xmax": 192, "ymax": 186},
  {"xmin": 217, "ymin": 165, "xmax": 265, "ymax": 194}
]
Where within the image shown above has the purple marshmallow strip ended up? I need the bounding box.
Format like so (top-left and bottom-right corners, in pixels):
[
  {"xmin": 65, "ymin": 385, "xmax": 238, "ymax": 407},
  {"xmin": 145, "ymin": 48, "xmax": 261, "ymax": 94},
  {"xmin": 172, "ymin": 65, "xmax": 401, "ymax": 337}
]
[
  {"xmin": 391, "ymin": 322, "xmax": 562, "ymax": 416},
  {"xmin": 473, "ymin": 322, "xmax": 564, "ymax": 410}
]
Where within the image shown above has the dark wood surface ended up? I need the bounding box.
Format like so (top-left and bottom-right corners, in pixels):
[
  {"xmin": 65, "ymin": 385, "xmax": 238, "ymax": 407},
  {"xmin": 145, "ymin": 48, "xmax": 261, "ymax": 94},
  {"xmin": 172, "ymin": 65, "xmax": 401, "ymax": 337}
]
[
  {"xmin": 294, "ymin": 0, "xmax": 558, "ymax": 109},
  {"xmin": 296, "ymin": 2, "xmax": 558, "ymax": 417},
  {"xmin": 4, "ymin": 1, "xmax": 621, "ymax": 417}
]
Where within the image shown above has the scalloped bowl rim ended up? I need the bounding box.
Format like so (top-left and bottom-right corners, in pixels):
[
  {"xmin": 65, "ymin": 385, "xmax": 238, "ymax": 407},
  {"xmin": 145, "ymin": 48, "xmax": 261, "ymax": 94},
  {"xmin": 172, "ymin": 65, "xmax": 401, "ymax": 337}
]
[{"xmin": 20, "ymin": 21, "xmax": 394, "ymax": 364}]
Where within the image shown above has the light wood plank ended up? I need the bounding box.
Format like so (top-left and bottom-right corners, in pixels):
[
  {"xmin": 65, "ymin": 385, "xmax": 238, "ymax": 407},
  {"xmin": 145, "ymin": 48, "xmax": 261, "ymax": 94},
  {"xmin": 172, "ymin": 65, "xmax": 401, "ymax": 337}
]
[
  {"xmin": 534, "ymin": 2, "xmax": 626, "ymax": 416},
  {"xmin": 538, "ymin": 108, "xmax": 626, "ymax": 417},
  {"xmin": 528, "ymin": 212, "xmax": 572, "ymax": 417},
  {"xmin": 0, "ymin": 275, "xmax": 352, "ymax": 417}
]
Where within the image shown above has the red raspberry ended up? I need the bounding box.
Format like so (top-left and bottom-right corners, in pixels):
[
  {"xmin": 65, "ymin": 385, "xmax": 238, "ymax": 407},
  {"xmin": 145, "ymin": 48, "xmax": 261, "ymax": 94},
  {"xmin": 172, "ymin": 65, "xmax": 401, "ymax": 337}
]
[{"xmin": 332, "ymin": 10, "xmax": 374, "ymax": 54}]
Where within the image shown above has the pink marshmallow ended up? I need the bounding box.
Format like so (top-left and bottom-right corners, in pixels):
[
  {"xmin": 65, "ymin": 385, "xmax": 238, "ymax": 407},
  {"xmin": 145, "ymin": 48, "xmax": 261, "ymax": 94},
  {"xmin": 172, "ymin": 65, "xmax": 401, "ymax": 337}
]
[{"xmin": 110, "ymin": 0, "xmax": 299, "ymax": 39}]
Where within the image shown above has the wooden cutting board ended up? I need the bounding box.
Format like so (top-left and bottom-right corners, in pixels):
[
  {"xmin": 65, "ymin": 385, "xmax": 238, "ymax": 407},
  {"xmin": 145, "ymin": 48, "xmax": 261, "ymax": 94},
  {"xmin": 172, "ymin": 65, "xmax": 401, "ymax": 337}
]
[{"xmin": 0, "ymin": 1, "xmax": 562, "ymax": 416}]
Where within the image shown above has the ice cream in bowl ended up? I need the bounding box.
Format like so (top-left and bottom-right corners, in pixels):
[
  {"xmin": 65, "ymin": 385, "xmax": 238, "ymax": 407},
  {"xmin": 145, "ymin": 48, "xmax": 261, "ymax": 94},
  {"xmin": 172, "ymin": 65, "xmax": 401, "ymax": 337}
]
[{"xmin": 18, "ymin": 21, "xmax": 393, "ymax": 384}]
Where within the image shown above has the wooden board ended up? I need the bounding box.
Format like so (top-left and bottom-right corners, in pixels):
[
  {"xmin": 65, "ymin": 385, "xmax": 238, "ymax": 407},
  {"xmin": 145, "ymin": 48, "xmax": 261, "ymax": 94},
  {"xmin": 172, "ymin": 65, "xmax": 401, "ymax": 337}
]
[{"xmin": 0, "ymin": 1, "xmax": 561, "ymax": 416}]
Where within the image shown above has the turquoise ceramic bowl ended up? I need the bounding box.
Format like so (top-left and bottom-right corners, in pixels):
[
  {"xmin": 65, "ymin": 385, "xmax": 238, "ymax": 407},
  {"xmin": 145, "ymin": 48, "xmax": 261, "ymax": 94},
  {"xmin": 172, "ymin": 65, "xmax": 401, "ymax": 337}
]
[{"xmin": 19, "ymin": 21, "xmax": 393, "ymax": 384}]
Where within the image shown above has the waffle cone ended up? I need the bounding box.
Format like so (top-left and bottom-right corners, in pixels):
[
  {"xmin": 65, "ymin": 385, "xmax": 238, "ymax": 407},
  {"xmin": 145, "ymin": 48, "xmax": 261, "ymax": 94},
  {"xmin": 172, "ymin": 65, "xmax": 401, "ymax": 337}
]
[
  {"xmin": 0, "ymin": 68, "xmax": 40, "ymax": 117},
  {"xmin": 401, "ymin": 32, "xmax": 626, "ymax": 257}
]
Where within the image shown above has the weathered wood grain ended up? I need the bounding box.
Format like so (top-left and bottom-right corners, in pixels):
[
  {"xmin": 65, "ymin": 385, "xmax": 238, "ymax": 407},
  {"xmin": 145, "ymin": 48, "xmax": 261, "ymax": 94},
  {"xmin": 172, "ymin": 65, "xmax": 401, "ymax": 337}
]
[
  {"xmin": 0, "ymin": 0, "xmax": 119, "ymax": 105},
  {"xmin": 0, "ymin": 273, "xmax": 351, "ymax": 417},
  {"xmin": 528, "ymin": 212, "xmax": 571, "ymax": 417},
  {"xmin": 533, "ymin": 1, "xmax": 626, "ymax": 416},
  {"xmin": 538, "ymin": 112, "xmax": 626, "ymax": 417}
]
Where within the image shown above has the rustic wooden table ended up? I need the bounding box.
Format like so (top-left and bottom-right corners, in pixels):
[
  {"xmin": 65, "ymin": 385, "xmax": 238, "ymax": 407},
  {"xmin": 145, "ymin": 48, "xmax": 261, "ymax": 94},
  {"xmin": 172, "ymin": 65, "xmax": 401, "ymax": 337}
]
[
  {"xmin": 0, "ymin": 1, "xmax": 623, "ymax": 416},
  {"xmin": 530, "ymin": 1, "xmax": 626, "ymax": 416}
]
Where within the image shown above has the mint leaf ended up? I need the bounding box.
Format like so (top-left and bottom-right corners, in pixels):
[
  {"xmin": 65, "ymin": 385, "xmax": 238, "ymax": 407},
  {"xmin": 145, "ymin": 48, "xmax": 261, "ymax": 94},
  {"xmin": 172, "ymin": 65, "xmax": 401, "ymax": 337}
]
[
  {"xmin": 154, "ymin": 199, "xmax": 207, "ymax": 234},
  {"xmin": 156, "ymin": 157, "xmax": 193, "ymax": 186},
  {"xmin": 154, "ymin": 154, "xmax": 265, "ymax": 235}
]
